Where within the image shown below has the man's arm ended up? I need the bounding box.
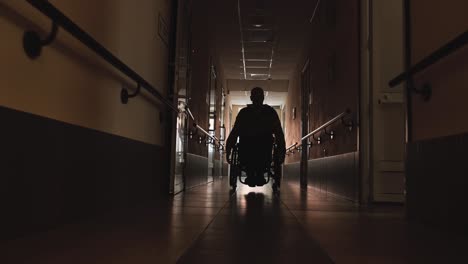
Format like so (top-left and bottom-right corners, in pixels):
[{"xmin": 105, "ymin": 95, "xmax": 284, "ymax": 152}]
[
  {"xmin": 225, "ymin": 111, "xmax": 243, "ymax": 163},
  {"xmin": 270, "ymin": 108, "xmax": 286, "ymax": 164}
]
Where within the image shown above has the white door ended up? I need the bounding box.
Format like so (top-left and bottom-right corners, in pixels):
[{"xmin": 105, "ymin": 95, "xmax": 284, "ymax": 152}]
[{"xmin": 370, "ymin": 0, "xmax": 406, "ymax": 202}]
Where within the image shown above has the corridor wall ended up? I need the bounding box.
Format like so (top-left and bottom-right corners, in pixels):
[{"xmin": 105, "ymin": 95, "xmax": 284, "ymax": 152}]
[
  {"xmin": 0, "ymin": 0, "xmax": 173, "ymax": 239},
  {"xmin": 284, "ymin": 0, "xmax": 360, "ymax": 202},
  {"xmin": 184, "ymin": 0, "xmax": 227, "ymax": 187},
  {"xmin": 213, "ymin": 63, "xmax": 226, "ymax": 177},
  {"xmin": 184, "ymin": 0, "xmax": 210, "ymax": 189},
  {"xmin": 406, "ymin": 0, "xmax": 468, "ymax": 233}
]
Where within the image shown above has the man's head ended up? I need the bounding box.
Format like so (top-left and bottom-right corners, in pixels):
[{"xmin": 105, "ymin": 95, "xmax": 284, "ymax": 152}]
[{"xmin": 250, "ymin": 87, "xmax": 264, "ymax": 105}]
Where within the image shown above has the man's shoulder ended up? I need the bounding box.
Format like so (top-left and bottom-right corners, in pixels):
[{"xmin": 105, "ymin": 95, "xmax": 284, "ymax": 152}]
[
  {"xmin": 241, "ymin": 104, "xmax": 275, "ymax": 115},
  {"xmin": 262, "ymin": 104, "xmax": 275, "ymax": 110},
  {"xmin": 261, "ymin": 104, "xmax": 277, "ymax": 115},
  {"xmin": 238, "ymin": 106, "xmax": 250, "ymax": 115},
  {"xmin": 236, "ymin": 106, "xmax": 252, "ymax": 120}
]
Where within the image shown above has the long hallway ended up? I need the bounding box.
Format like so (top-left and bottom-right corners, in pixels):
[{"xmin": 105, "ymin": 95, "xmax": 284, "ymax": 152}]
[
  {"xmin": 3, "ymin": 177, "xmax": 468, "ymax": 263},
  {"xmin": 2, "ymin": 0, "xmax": 468, "ymax": 263}
]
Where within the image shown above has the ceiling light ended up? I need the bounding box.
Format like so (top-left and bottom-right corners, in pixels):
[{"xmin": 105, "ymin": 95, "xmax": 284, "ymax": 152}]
[
  {"xmin": 238, "ymin": 0, "xmax": 247, "ymax": 80},
  {"xmin": 240, "ymin": 66, "xmax": 269, "ymax": 69},
  {"xmin": 244, "ymin": 40, "xmax": 272, "ymax": 43},
  {"xmin": 241, "ymin": 59, "xmax": 271, "ymax": 62},
  {"xmin": 251, "ymin": 16, "xmax": 265, "ymax": 28}
]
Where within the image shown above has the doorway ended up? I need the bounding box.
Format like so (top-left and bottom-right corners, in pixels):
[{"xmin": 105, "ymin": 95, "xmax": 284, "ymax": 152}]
[
  {"xmin": 361, "ymin": 0, "xmax": 406, "ymax": 203},
  {"xmin": 170, "ymin": 0, "xmax": 192, "ymax": 194},
  {"xmin": 207, "ymin": 63, "xmax": 217, "ymax": 183},
  {"xmin": 300, "ymin": 60, "xmax": 311, "ymax": 188}
]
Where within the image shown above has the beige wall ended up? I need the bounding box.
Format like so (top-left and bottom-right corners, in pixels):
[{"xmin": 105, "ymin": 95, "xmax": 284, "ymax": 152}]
[
  {"xmin": 0, "ymin": 0, "xmax": 171, "ymax": 145},
  {"xmin": 284, "ymin": 71, "xmax": 302, "ymax": 163},
  {"xmin": 273, "ymin": 106, "xmax": 282, "ymax": 127},
  {"xmin": 411, "ymin": 0, "xmax": 468, "ymax": 140}
]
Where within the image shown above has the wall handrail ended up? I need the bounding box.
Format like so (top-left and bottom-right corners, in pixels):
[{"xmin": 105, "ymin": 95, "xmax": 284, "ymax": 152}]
[
  {"xmin": 183, "ymin": 104, "xmax": 224, "ymax": 148},
  {"xmin": 24, "ymin": 0, "xmax": 178, "ymax": 112},
  {"xmin": 301, "ymin": 109, "xmax": 351, "ymax": 142},
  {"xmin": 286, "ymin": 109, "xmax": 353, "ymax": 154},
  {"xmin": 286, "ymin": 142, "xmax": 298, "ymax": 151},
  {"xmin": 389, "ymin": 30, "xmax": 468, "ymax": 88},
  {"xmin": 193, "ymin": 123, "xmax": 223, "ymax": 147}
]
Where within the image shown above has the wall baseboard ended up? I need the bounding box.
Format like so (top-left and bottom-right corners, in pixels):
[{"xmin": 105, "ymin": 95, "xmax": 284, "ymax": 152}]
[
  {"xmin": 0, "ymin": 106, "xmax": 169, "ymax": 240},
  {"xmin": 222, "ymin": 162, "xmax": 229, "ymax": 177},
  {"xmin": 308, "ymin": 152, "xmax": 359, "ymax": 202},
  {"xmin": 284, "ymin": 153, "xmax": 359, "ymax": 202},
  {"xmin": 213, "ymin": 159, "xmax": 223, "ymax": 177},
  {"xmin": 185, "ymin": 153, "xmax": 209, "ymax": 189},
  {"xmin": 407, "ymin": 133, "xmax": 468, "ymax": 234},
  {"xmin": 284, "ymin": 162, "xmax": 300, "ymax": 183}
]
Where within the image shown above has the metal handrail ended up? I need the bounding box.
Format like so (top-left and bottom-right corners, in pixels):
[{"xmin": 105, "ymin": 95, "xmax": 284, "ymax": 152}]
[
  {"xmin": 184, "ymin": 104, "xmax": 224, "ymax": 148},
  {"xmin": 24, "ymin": 0, "xmax": 178, "ymax": 112},
  {"xmin": 287, "ymin": 109, "xmax": 352, "ymax": 153},
  {"xmin": 389, "ymin": 30, "xmax": 468, "ymax": 87},
  {"xmin": 301, "ymin": 109, "xmax": 351, "ymax": 142},
  {"xmin": 192, "ymin": 123, "xmax": 223, "ymax": 147},
  {"xmin": 186, "ymin": 106, "xmax": 195, "ymax": 121},
  {"xmin": 286, "ymin": 142, "xmax": 298, "ymax": 151}
]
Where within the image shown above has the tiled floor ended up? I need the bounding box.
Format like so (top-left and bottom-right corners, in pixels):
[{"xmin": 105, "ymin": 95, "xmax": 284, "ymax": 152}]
[
  {"xmin": 280, "ymin": 182, "xmax": 468, "ymax": 263},
  {"xmin": 178, "ymin": 183, "xmax": 333, "ymax": 264},
  {"xmin": 2, "ymin": 177, "xmax": 468, "ymax": 263}
]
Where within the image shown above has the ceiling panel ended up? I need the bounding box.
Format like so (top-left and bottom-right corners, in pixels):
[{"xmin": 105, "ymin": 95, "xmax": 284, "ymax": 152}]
[{"xmin": 207, "ymin": 0, "xmax": 319, "ymax": 80}]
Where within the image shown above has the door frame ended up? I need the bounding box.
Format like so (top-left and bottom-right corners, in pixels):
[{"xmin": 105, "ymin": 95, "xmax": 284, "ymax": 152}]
[
  {"xmin": 168, "ymin": 0, "xmax": 193, "ymax": 194},
  {"xmin": 300, "ymin": 59, "xmax": 311, "ymax": 189}
]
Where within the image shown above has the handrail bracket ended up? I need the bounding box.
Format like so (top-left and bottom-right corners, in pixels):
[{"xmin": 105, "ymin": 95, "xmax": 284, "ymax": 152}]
[
  {"xmin": 121, "ymin": 84, "xmax": 142, "ymax": 104},
  {"xmin": 23, "ymin": 21, "xmax": 59, "ymax": 59}
]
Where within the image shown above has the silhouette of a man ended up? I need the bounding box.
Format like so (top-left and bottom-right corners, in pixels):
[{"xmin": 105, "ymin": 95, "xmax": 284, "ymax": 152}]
[{"xmin": 226, "ymin": 87, "xmax": 286, "ymax": 187}]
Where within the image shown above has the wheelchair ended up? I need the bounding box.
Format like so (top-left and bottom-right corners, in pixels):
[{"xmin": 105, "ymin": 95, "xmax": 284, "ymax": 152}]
[{"xmin": 229, "ymin": 142, "xmax": 282, "ymax": 193}]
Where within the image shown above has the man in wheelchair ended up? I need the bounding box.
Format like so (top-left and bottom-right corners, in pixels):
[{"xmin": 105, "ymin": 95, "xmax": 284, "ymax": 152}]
[{"xmin": 226, "ymin": 87, "xmax": 286, "ymax": 188}]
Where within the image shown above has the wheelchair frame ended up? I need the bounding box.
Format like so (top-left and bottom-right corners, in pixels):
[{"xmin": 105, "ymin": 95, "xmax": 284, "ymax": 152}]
[{"xmin": 229, "ymin": 143, "xmax": 282, "ymax": 192}]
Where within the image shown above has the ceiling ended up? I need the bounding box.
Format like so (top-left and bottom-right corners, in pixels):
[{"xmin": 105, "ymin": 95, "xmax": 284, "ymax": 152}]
[
  {"xmin": 229, "ymin": 91, "xmax": 288, "ymax": 107},
  {"xmin": 226, "ymin": 79, "xmax": 289, "ymax": 92},
  {"xmin": 209, "ymin": 0, "xmax": 319, "ymax": 83}
]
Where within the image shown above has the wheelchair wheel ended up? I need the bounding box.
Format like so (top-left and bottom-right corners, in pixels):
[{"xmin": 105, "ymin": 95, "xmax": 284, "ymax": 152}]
[
  {"xmin": 229, "ymin": 164, "xmax": 238, "ymax": 190},
  {"xmin": 272, "ymin": 161, "xmax": 282, "ymax": 193},
  {"xmin": 272, "ymin": 182, "xmax": 279, "ymax": 193},
  {"xmin": 229, "ymin": 145, "xmax": 240, "ymax": 190}
]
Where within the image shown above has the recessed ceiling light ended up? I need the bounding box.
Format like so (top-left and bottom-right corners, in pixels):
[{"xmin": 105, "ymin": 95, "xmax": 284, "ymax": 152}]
[
  {"xmin": 240, "ymin": 66, "xmax": 269, "ymax": 69},
  {"xmin": 241, "ymin": 59, "xmax": 271, "ymax": 62},
  {"xmin": 250, "ymin": 73, "xmax": 269, "ymax": 76}
]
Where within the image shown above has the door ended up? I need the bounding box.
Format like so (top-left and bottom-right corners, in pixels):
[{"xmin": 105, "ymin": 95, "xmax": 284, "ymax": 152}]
[
  {"xmin": 207, "ymin": 63, "xmax": 217, "ymax": 183},
  {"xmin": 173, "ymin": 101, "xmax": 188, "ymax": 194},
  {"xmin": 170, "ymin": 0, "xmax": 192, "ymax": 194},
  {"xmin": 370, "ymin": 0, "xmax": 406, "ymax": 202}
]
